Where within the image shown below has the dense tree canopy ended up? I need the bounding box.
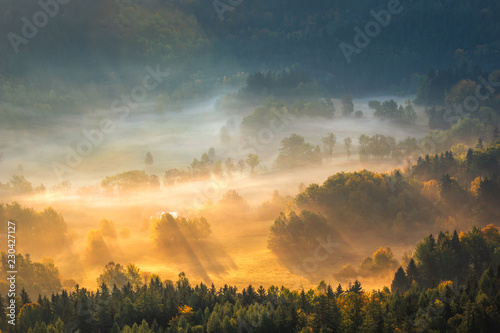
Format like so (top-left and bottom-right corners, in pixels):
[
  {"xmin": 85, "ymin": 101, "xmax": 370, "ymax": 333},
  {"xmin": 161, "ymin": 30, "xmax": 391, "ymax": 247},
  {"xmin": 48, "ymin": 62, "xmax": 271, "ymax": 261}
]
[
  {"xmin": 295, "ymin": 170, "xmax": 435, "ymax": 234},
  {"xmin": 2, "ymin": 224, "xmax": 499, "ymax": 332},
  {"xmin": 0, "ymin": 203, "xmax": 71, "ymax": 257},
  {"xmin": 1, "ymin": 0, "xmax": 499, "ymax": 108},
  {"xmin": 276, "ymin": 134, "xmax": 322, "ymax": 169}
]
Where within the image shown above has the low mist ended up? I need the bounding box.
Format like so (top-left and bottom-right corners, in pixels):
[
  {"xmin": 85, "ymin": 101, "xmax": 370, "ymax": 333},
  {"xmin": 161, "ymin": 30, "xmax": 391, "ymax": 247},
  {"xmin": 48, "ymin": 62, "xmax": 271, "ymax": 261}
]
[{"xmin": 1, "ymin": 92, "xmax": 433, "ymax": 292}]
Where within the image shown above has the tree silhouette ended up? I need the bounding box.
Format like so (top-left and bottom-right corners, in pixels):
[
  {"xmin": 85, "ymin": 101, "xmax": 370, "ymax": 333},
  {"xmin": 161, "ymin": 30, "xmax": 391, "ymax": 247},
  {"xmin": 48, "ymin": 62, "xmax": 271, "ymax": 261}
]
[
  {"xmin": 321, "ymin": 132, "xmax": 336, "ymax": 161},
  {"xmin": 344, "ymin": 137, "xmax": 352, "ymax": 160},
  {"xmin": 341, "ymin": 95, "xmax": 354, "ymax": 116},
  {"xmin": 144, "ymin": 151, "xmax": 154, "ymax": 166},
  {"xmin": 246, "ymin": 153, "xmax": 260, "ymax": 173},
  {"xmin": 391, "ymin": 267, "xmax": 409, "ymax": 294}
]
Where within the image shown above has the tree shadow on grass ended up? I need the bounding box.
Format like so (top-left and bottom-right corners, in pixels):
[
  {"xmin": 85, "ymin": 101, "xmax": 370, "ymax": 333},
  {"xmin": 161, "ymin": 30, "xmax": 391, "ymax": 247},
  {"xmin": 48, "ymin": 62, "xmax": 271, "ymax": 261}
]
[
  {"xmin": 272, "ymin": 240, "xmax": 359, "ymax": 285},
  {"xmin": 156, "ymin": 239, "xmax": 237, "ymax": 284}
]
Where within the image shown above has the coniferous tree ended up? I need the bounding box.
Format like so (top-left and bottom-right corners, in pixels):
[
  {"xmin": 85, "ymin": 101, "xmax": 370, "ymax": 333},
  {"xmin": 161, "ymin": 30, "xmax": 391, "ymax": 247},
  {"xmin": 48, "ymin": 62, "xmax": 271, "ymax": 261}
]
[
  {"xmin": 0, "ymin": 293, "xmax": 6, "ymax": 331},
  {"xmin": 350, "ymin": 280, "xmax": 363, "ymax": 294},
  {"xmin": 391, "ymin": 267, "xmax": 409, "ymax": 294},
  {"xmin": 406, "ymin": 258, "xmax": 419, "ymax": 285},
  {"xmin": 20, "ymin": 288, "xmax": 31, "ymax": 306},
  {"xmin": 335, "ymin": 284, "xmax": 344, "ymax": 298}
]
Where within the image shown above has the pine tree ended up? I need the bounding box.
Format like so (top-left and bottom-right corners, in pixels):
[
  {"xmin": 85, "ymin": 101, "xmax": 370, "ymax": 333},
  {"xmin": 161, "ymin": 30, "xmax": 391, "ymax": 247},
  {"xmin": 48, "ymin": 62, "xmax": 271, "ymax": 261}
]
[
  {"xmin": 450, "ymin": 230, "xmax": 466, "ymax": 283},
  {"xmin": 312, "ymin": 294, "xmax": 341, "ymax": 332},
  {"xmin": 350, "ymin": 280, "xmax": 363, "ymax": 294},
  {"xmin": 110, "ymin": 322, "xmax": 120, "ymax": 333},
  {"xmin": 144, "ymin": 151, "xmax": 154, "ymax": 166},
  {"xmin": 391, "ymin": 267, "xmax": 409, "ymax": 294},
  {"xmin": 38, "ymin": 296, "xmax": 52, "ymax": 325},
  {"xmin": 20, "ymin": 288, "xmax": 31, "ymax": 305},
  {"xmin": 0, "ymin": 293, "xmax": 6, "ymax": 331},
  {"xmin": 493, "ymin": 127, "xmax": 499, "ymax": 145},
  {"xmin": 361, "ymin": 292, "xmax": 385, "ymax": 332},
  {"xmin": 76, "ymin": 289, "xmax": 95, "ymax": 332},
  {"xmin": 476, "ymin": 138, "xmax": 484, "ymax": 150},
  {"xmin": 257, "ymin": 285, "xmax": 266, "ymax": 303},
  {"xmin": 466, "ymin": 148, "xmax": 474, "ymax": 168},
  {"xmin": 96, "ymin": 283, "xmax": 113, "ymax": 332},
  {"xmin": 342, "ymin": 290, "xmax": 365, "ymax": 332},
  {"xmin": 245, "ymin": 285, "xmax": 257, "ymax": 305},
  {"xmin": 335, "ymin": 284, "xmax": 344, "ymax": 298},
  {"xmin": 207, "ymin": 308, "xmax": 222, "ymax": 333},
  {"xmin": 342, "ymin": 95, "xmax": 354, "ymax": 116},
  {"xmin": 299, "ymin": 290, "xmax": 309, "ymax": 312},
  {"xmin": 327, "ymin": 284, "xmax": 335, "ymax": 299},
  {"xmin": 406, "ymin": 258, "xmax": 419, "ymax": 284},
  {"xmin": 415, "ymin": 234, "xmax": 438, "ymax": 288},
  {"xmin": 344, "ymin": 137, "xmax": 352, "ymax": 160}
]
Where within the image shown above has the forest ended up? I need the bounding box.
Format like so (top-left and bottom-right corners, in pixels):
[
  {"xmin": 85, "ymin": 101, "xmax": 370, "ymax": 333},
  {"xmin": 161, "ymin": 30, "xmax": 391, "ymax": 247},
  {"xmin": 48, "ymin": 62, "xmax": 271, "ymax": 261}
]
[
  {"xmin": 1, "ymin": 224, "xmax": 500, "ymax": 332},
  {"xmin": 1, "ymin": 0, "xmax": 500, "ymax": 110},
  {"xmin": 1, "ymin": 141, "xmax": 500, "ymax": 332},
  {"xmin": 1, "ymin": 0, "xmax": 500, "ymax": 332}
]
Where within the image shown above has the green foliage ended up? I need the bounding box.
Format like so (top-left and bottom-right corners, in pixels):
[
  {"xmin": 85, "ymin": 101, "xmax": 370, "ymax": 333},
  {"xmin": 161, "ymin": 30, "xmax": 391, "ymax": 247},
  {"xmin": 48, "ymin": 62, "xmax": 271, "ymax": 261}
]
[
  {"xmin": 359, "ymin": 248, "xmax": 399, "ymax": 277},
  {"xmin": 0, "ymin": 0, "xmax": 208, "ymax": 71},
  {"xmin": 391, "ymin": 267, "xmax": 409, "ymax": 295},
  {"xmin": 416, "ymin": 67, "xmax": 484, "ymax": 106},
  {"xmin": 120, "ymin": 319, "xmax": 153, "ymax": 333},
  {"xmin": 422, "ymin": 69, "xmax": 500, "ymax": 132},
  {"xmin": 0, "ymin": 80, "xmax": 92, "ymax": 114},
  {"xmin": 372, "ymin": 99, "xmax": 417, "ymax": 124},
  {"xmin": 7, "ymin": 224, "xmax": 500, "ymax": 333},
  {"xmin": 144, "ymin": 152, "xmax": 154, "ymax": 166},
  {"xmin": 269, "ymin": 145, "xmax": 500, "ymax": 268},
  {"xmin": 412, "ymin": 152, "xmax": 458, "ymax": 181},
  {"xmin": 0, "ymin": 253, "xmax": 62, "ymax": 298},
  {"xmin": 240, "ymin": 98, "xmax": 334, "ymax": 133},
  {"xmin": 0, "ymin": 0, "xmax": 498, "ymax": 111},
  {"xmin": 163, "ymin": 148, "xmax": 243, "ymax": 185},
  {"xmin": 358, "ymin": 134, "xmax": 397, "ymax": 159},
  {"xmin": 295, "ymin": 170, "xmax": 434, "ymax": 233},
  {"xmin": 321, "ymin": 132, "xmax": 337, "ymax": 161},
  {"xmin": 276, "ymin": 134, "xmax": 322, "ymax": 169},
  {"xmin": 151, "ymin": 213, "xmax": 211, "ymax": 249},
  {"xmin": 101, "ymin": 170, "xmax": 159, "ymax": 193},
  {"xmin": 411, "ymin": 145, "xmax": 500, "ymax": 221},
  {"xmin": 344, "ymin": 137, "xmax": 352, "ymax": 160},
  {"xmin": 97, "ymin": 262, "xmax": 142, "ymax": 290},
  {"xmin": 341, "ymin": 95, "xmax": 354, "ymax": 116},
  {"xmin": 268, "ymin": 210, "xmax": 333, "ymax": 252},
  {"xmin": 0, "ymin": 175, "xmax": 40, "ymax": 196},
  {"xmin": 240, "ymin": 100, "xmax": 288, "ymax": 132},
  {"xmin": 438, "ymin": 174, "xmax": 470, "ymax": 210},
  {"xmin": 246, "ymin": 154, "xmax": 260, "ymax": 173},
  {"xmin": 409, "ymin": 226, "xmax": 500, "ymax": 288},
  {"xmin": 0, "ymin": 203, "xmax": 71, "ymax": 257},
  {"xmin": 356, "ymin": 134, "xmax": 420, "ymax": 161},
  {"xmin": 240, "ymin": 70, "xmax": 323, "ymax": 99}
]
